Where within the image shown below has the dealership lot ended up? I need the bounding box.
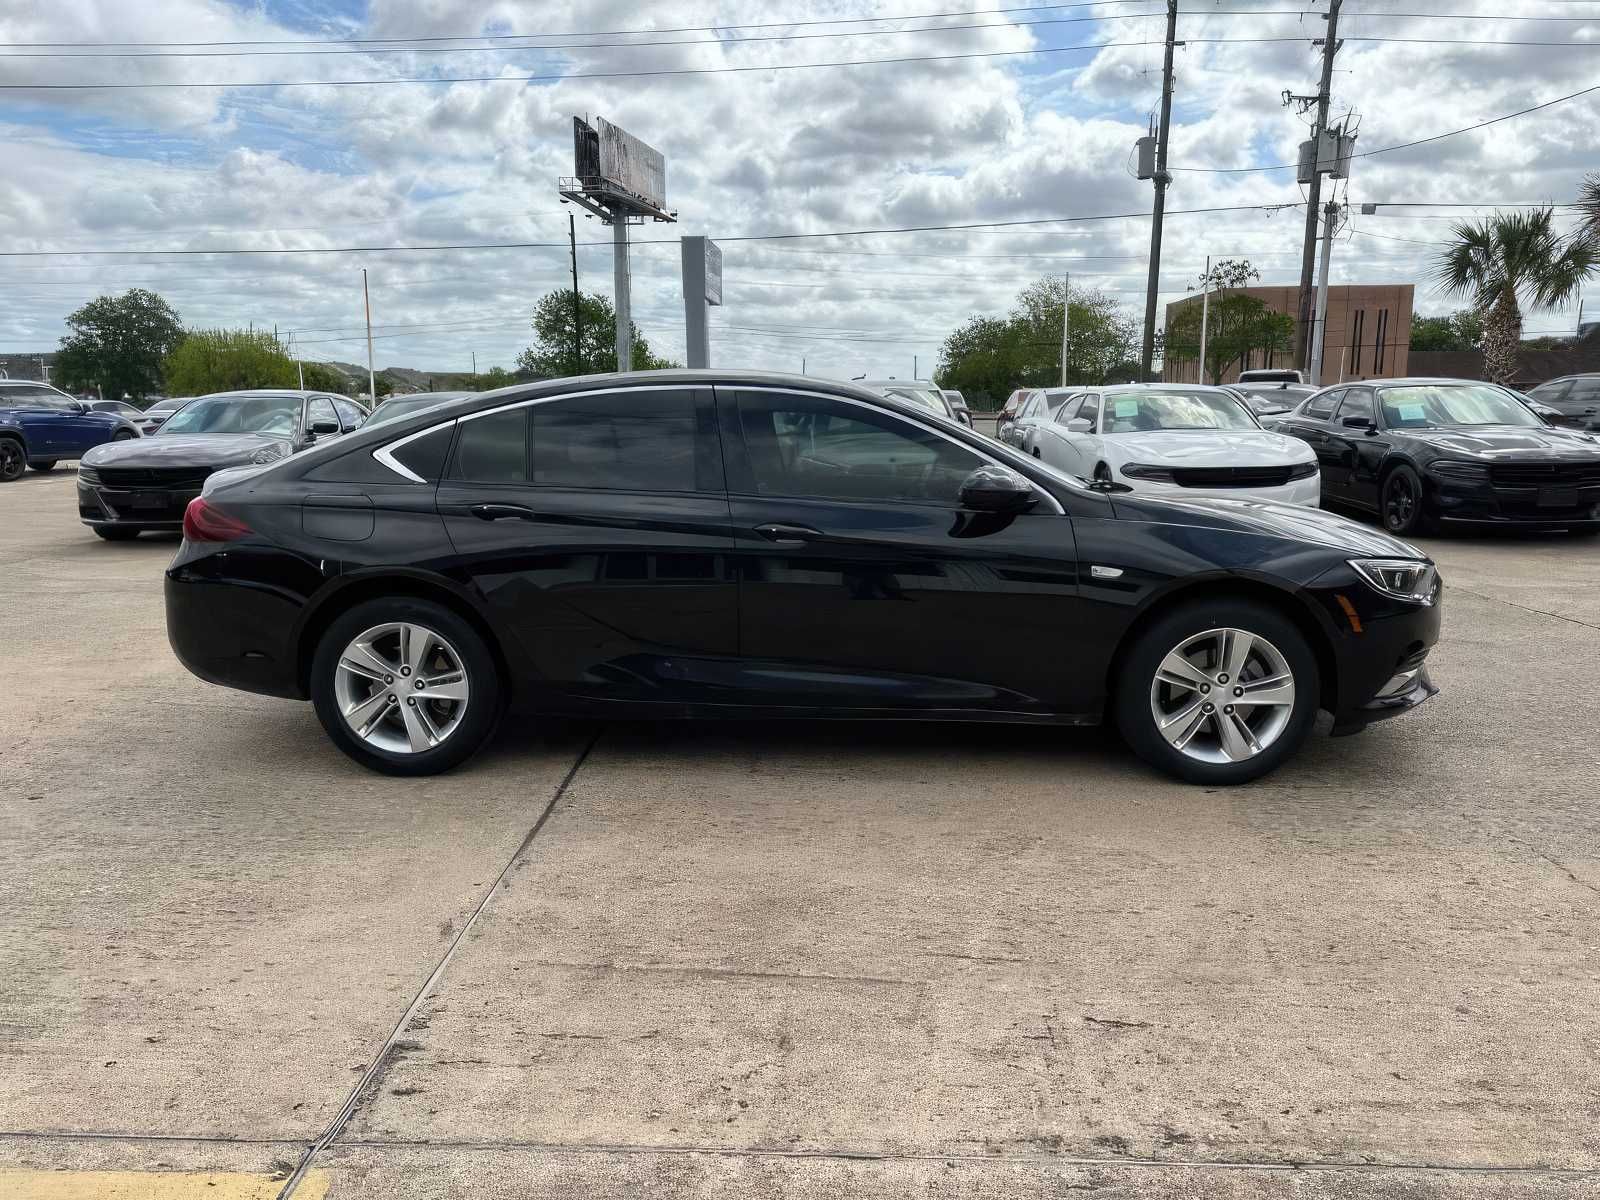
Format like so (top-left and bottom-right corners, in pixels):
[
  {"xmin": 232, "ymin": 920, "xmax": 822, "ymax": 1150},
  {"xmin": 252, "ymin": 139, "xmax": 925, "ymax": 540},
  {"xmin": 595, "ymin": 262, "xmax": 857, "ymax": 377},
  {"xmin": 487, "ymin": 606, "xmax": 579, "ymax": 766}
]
[{"xmin": 2, "ymin": 468, "xmax": 1598, "ymax": 1198}]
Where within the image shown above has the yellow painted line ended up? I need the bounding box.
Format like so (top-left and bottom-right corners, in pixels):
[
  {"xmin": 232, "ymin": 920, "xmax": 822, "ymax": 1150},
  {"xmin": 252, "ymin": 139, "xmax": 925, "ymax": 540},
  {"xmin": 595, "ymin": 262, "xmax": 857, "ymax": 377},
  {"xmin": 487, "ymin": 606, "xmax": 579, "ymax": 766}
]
[{"xmin": 0, "ymin": 1168, "xmax": 328, "ymax": 1199}]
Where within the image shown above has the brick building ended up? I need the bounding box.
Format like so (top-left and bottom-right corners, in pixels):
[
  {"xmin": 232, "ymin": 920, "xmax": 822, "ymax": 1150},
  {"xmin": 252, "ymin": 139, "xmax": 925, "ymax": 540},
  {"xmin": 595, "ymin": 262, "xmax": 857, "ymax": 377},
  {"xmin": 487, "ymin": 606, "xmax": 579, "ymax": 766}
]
[{"xmin": 1163, "ymin": 284, "xmax": 1414, "ymax": 384}]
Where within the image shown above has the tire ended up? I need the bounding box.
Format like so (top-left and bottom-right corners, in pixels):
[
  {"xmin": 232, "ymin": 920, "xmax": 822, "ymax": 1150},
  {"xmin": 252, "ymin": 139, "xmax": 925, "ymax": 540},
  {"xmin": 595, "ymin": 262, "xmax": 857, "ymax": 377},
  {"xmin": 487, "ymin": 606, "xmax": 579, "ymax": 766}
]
[
  {"xmin": 1380, "ymin": 464, "xmax": 1432, "ymax": 537},
  {"xmin": 93, "ymin": 526, "xmax": 140, "ymax": 541},
  {"xmin": 310, "ymin": 597, "xmax": 503, "ymax": 776},
  {"xmin": 0, "ymin": 439, "xmax": 24, "ymax": 483},
  {"xmin": 29, "ymin": 460, "xmax": 57, "ymax": 472},
  {"xmin": 113, "ymin": 430, "xmax": 136, "ymax": 441},
  {"xmin": 1114, "ymin": 598, "xmax": 1320, "ymax": 785}
]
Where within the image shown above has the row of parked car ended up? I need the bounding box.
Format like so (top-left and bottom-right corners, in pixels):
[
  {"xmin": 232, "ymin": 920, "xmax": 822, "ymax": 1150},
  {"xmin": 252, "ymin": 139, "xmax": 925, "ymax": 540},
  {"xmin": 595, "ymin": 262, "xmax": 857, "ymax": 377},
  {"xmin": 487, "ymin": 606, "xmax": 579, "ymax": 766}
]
[{"xmin": 993, "ymin": 373, "xmax": 1600, "ymax": 536}]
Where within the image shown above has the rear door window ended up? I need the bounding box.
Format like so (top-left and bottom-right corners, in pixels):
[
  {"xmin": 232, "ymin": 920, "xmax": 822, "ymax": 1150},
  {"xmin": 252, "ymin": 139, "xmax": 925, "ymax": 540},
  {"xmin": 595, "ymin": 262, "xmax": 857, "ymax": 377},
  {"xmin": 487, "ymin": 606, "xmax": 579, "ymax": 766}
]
[
  {"xmin": 1302, "ymin": 390, "xmax": 1342, "ymax": 420},
  {"xmin": 531, "ymin": 389, "xmax": 718, "ymax": 493},
  {"xmin": 452, "ymin": 408, "xmax": 530, "ymax": 483}
]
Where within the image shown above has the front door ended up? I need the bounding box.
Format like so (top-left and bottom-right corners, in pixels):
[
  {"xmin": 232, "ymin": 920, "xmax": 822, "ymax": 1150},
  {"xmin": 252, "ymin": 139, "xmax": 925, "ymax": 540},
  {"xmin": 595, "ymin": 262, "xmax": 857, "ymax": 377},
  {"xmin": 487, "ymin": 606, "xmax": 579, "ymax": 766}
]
[
  {"xmin": 718, "ymin": 386, "xmax": 1085, "ymax": 715},
  {"xmin": 1324, "ymin": 386, "xmax": 1382, "ymax": 502},
  {"xmin": 434, "ymin": 386, "xmax": 738, "ymax": 706}
]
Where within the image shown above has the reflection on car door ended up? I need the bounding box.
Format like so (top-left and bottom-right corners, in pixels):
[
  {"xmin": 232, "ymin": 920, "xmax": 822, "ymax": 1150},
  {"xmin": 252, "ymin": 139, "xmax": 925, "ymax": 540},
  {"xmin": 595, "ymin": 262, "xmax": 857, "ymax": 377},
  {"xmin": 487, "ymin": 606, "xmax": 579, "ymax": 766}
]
[
  {"xmin": 1036, "ymin": 394, "xmax": 1084, "ymax": 473},
  {"xmin": 1324, "ymin": 386, "xmax": 1383, "ymax": 504},
  {"xmin": 719, "ymin": 386, "xmax": 1087, "ymax": 715},
  {"xmin": 1280, "ymin": 389, "xmax": 1342, "ymax": 479},
  {"xmin": 434, "ymin": 387, "xmax": 739, "ymax": 705}
]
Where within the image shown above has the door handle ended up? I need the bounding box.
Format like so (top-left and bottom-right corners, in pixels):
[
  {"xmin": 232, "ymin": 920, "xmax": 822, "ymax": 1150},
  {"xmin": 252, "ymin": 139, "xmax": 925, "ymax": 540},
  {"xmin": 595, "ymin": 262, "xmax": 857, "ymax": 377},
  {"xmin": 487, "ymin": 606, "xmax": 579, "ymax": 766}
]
[
  {"xmin": 753, "ymin": 522, "xmax": 821, "ymax": 545},
  {"xmin": 470, "ymin": 502, "xmax": 536, "ymax": 522}
]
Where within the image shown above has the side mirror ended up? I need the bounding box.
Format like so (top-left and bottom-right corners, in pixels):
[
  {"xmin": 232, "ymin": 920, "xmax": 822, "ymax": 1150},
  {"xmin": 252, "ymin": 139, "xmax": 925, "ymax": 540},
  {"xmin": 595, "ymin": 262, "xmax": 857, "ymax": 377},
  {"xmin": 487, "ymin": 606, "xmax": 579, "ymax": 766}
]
[
  {"xmin": 309, "ymin": 419, "xmax": 340, "ymax": 436},
  {"xmin": 1342, "ymin": 415, "xmax": 1375, "ymax": 430},
  {"xmin": 959, "ymin": 464, "xmax": 1038, "ymax": 514},
  {"xmin": 1065, "ymin": 417, "xmax": 1092, "ymax": 433}
]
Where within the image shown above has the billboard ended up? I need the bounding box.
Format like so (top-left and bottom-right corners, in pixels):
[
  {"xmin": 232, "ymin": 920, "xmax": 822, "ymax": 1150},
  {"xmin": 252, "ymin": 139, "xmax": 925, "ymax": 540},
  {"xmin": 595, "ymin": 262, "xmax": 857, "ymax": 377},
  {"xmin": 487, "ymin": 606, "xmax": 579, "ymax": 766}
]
[{"xmin": 573, "ymin": 117, "xmax": 667, "ymax": 213}]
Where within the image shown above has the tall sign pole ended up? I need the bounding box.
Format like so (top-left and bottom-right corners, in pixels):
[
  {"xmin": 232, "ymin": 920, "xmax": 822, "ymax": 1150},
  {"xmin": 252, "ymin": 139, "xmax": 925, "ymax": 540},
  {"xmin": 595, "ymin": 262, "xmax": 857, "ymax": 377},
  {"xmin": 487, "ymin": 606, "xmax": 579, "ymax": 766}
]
[
  {"xmin": 560, "ymin": 117, "xmax": 676, "ymax": 375},
  {"xmin": 361, "ymin": 268, "xmax": 376, "ymax": 405},
  {"xmin": 1060, "ymin": 272, "xmax": 1071, "ymax": 387},
  {"xmin": 1294, "ymin": 0, "xmax": 1343, "ymax": 370},
  {"xmin": 680, "ymin": 236, "xmax": 722, "ymax": 368},
  {"xmin": 1139, "ymin": 0, "xmax": 1179, "ymax": 381},
  {"xmin": 1198, "ymin": 256, "xmax": 1211, "ymax": 384},
  {"xmin": 568, "ymin": 212, "xmax": 583, "ymax": 374}
]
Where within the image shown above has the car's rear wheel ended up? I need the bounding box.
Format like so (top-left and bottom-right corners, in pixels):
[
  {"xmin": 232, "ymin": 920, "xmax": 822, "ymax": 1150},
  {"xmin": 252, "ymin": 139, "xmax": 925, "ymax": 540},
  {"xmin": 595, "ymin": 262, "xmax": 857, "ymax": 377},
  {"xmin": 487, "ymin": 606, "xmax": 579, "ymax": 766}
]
[
  {"xmin": 311, "ymin": 597, "xmax": 502, "ymax": 776},
  {"xmin": 93, "ymin": 526, "xmax": 139, "ymax": 541},
  {"xmin": 0, "ymin": 439, "xmax": 24, "ymax": 482},
  {"xmin": 1381, "ymin": 464, "xmax": 1431, "ymax": 536},
  {"xmin": 112, "ymin": 430, "xmax": 135, "ymax": 442},
  {"xmin": 1115, "ymin": 598, "xmax": 1319, "ymax": 785},
  {"xmin": 29, "ymin": 460, "xmax": 57, "ymax": 472}
]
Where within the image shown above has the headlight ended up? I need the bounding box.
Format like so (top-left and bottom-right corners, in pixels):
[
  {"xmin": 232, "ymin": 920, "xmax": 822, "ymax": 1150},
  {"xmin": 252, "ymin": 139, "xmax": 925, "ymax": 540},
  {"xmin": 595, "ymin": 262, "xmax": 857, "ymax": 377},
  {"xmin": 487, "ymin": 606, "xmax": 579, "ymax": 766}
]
[
  {"xmin": 1349, "ymin": 558, "xmax": 1439, "ymax": 606},
  {"xmin": 1428, "ymin": 461, "xmax": 1489, "ymax": 482},
  {"xmin": 1119, "ymin": 463, "xmax": 1175, "ymax": 482},
  {"xmin": 250, "ymin": 446, "xmax": 286, "ymax": 465},
  {"xmin": 1287, "ymin": 461, "xmax": 1319, "ymax": 480}
]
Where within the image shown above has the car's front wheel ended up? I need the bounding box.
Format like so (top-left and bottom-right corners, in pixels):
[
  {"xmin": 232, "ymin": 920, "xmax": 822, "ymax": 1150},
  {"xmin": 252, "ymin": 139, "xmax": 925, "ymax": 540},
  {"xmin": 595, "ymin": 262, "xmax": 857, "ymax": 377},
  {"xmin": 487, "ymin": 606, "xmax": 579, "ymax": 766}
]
[
  {"xmin": 310, "ymin": 597, "xmax": 503, "ymax": 776},
  {"xmin": 1381, "ymin": 464, "xmax": 1431, "ymax": 536},
  {"xmin": 0, "ymin": 439, "xmax": 24, "ymax": 483},
  {"xmin": 1115, "ymin": 598, "xmax": 1320, "ymax": 785}
]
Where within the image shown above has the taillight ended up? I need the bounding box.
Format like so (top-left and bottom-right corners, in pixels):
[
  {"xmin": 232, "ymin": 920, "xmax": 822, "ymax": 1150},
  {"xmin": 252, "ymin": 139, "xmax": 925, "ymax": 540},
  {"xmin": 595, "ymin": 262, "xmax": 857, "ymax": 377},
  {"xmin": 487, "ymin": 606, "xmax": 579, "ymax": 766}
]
[{"xmin": 182, "ymin": 497, "xmax": 253, "ymax": 542}]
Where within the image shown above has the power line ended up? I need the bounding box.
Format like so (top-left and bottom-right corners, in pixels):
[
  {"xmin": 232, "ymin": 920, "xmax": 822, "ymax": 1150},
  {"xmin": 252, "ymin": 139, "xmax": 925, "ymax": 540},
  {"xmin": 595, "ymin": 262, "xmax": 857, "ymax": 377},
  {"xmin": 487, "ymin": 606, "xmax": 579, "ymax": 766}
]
[{"xmin": 1174, "ymin": 82, "xmax": 1600, "ymax": 173}]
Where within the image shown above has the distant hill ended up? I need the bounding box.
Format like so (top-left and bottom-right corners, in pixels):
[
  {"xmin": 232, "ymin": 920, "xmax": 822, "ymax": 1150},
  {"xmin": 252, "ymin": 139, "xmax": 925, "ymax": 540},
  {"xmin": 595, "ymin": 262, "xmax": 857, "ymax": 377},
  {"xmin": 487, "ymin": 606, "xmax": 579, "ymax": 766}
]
[{"xmin": 324, "ymin": 360, "xmax": 502, "ymax": 395}]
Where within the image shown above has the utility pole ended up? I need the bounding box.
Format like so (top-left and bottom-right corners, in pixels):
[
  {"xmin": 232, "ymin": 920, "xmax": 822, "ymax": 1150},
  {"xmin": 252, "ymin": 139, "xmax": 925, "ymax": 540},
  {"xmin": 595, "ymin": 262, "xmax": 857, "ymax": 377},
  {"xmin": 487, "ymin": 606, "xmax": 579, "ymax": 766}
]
[
  {"xmin": 613, "ymin": 218, "xmax": 632, "ymax": 372},
  {"xmin": 568, "ymin": 212, "xmax": 583, "ymax": 375},
  {"xmin": 362, "ymin": 268, "xmax": 377, "ymax": 406},
  {"xmin": 1060, "ymin": 272, "xmax": 1071, "ymax": 387},
  {"xmin": 914, "ymin": 354, "xmax": 919, "ymax": 379},
  {"xmin": 288, "ymin": 332, "xmax": 304, "ymax": 389},
  {"xmin": 1308, "ymin": 200, "xmax": 1342, "ymax": 386},
  {"xmin": 471, "ymin": 350, "xmax": 477, "ymax": 386},
  {"xmin": 1139, "ymin": 0, "xmax": 1179, "ymax": 381},
  {"xmin": 1198, "ymin": 256, "xmax": 1211, "ymax": 384},
  {"xmin": 1293, "ymin": 0, "xmax": 1343, "ymax": 370}
]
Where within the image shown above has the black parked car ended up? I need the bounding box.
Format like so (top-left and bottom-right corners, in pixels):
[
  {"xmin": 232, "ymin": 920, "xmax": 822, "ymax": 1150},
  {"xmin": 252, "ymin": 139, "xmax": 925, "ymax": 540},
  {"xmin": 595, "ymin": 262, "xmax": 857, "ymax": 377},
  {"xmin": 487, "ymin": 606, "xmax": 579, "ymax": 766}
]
[
  {"xmin": 1272, "ymin": 377, "xmax": 1600, "ymax": 536},
  {"xmin": 1524, "ymin": 374, "xmax": 1600, "ymax": 431},
  {"xmin": 165, "ymin": 371, "xmax": 1443, "ymax": 785},
  {"xmin": 78, "ymin": 389, "xmax": 367, "ymax": 540}
]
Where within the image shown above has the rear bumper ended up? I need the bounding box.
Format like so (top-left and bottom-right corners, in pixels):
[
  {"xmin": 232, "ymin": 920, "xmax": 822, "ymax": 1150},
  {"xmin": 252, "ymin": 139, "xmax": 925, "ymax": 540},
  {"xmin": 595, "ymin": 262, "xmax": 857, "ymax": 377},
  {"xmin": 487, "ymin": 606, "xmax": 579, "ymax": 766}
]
[{"xmin": 165, "ymin": 557, "xmax": 307, "ymax": 700}]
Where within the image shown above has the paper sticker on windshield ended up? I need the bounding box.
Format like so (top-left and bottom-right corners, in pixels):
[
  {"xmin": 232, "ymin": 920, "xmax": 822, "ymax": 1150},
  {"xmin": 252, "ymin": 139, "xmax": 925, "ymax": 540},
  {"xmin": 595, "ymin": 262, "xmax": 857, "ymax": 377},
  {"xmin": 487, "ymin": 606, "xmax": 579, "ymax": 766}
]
[
  {"xmin": 1396, "ymin": 403, "xmax": 1426, "ymax": 421},
  {"xmin": 1114, "ymin": 399, "xmax": 1140, "ymax": 418}
]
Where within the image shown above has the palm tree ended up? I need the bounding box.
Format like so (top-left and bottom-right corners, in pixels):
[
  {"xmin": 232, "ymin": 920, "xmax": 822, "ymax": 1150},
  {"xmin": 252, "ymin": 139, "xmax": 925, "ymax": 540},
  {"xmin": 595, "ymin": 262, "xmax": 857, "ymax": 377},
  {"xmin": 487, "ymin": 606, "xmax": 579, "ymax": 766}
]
[
  {"xmin": 1579, "ymin": 173, "xmax": 1600, "ymax": 246},
  {"xmin": 1433, "ymin": 208, "xmax": 1597, "ymax": 384}
]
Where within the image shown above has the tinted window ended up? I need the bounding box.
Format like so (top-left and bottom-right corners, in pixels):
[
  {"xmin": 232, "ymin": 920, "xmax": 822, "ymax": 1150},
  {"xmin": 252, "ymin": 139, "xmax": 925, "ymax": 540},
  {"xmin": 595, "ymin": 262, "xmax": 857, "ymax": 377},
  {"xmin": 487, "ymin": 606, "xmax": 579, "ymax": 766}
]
[
  {"xmin": 737, "ymin": 392, "xmax": 983, "ymax": 505},
  {"xmin": 1, "ymin": 385, "xmax": 75, "ymax": 409},
  {"xmin": 1336, "ymin": 388, "xmax": 1375, "ymax": 425},
  {"xmin": 1568, "ymin": 379, "xmax": 1600, "ymax": 405},
  {"xmin": 453, "ymin": 408, "xmax": 529, "ymax": 482},
  {"xmin": 333, "ymin": 398, "xmax": 366, "ymax": 430},
  {"xmin": 1528, "ymin": 381, "xmax": 1569, "ymax": 401},
  {"xmin": 389, "ymin": 425, "xmax": 455, "ymax": 482},
  {"xmin": 1054, "ymin": 397, "xmax": 1082, "ymax": 424},
  {"xmin": 531, "ymin": 390, "xmax": 711, "ymax": 492},
  {"xmin": 1078, "ymin": 395, "xmax": 1101, "ymax": 429},
  {"xmin": 1303, "ymin": 390, "xmax": 1341, "ymax": 420}
]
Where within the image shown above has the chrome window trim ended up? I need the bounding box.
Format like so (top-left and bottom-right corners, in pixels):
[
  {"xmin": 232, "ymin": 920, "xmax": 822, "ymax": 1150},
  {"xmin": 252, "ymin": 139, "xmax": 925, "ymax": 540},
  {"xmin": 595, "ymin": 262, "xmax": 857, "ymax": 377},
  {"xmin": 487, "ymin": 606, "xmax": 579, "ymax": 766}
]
[
  {"xmin": 736, "ymin": 384, "xmax": 1068, "ymax": 515},
  {"xmin": 373, "ymin": 418, "xmax": 460, "ymax": 483}
]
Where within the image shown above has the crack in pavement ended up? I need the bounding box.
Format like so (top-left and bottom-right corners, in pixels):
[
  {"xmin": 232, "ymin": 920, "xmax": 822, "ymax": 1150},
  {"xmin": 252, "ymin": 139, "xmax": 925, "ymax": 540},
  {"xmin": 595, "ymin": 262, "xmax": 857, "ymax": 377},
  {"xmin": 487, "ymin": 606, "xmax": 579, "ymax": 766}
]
[
  {"xmin": 1449, "ymin": 585, "xmax": 1600, "ymax": 635},
  {"xmin": 272, "ymin": 731, "xmax": 603, "ymax": 1200}
]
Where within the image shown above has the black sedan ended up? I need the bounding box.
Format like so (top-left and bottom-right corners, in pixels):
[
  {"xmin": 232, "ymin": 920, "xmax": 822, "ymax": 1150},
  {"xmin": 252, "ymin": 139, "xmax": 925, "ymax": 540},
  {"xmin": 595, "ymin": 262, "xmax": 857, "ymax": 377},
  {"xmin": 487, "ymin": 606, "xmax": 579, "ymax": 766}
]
[
  {"xmin": 78, "ymin": 389, "xmax": 366, "ymax": 540},
  {"xmin": 1272, "ymin": 377, "xmax": 1600, "ymax": 536},
  {"xmin": 165, "ymin": 371, "xmax": 1442, "ymax": 785}
]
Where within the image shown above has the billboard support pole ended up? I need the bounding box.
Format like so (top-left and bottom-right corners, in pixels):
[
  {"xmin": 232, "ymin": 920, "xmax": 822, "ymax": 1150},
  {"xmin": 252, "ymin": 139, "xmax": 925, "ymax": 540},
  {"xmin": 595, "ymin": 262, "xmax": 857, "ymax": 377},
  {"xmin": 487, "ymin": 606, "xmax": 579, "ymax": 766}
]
[{"xmin": 613, "ymin": 219, "xmax": 632, "ymax": 373}]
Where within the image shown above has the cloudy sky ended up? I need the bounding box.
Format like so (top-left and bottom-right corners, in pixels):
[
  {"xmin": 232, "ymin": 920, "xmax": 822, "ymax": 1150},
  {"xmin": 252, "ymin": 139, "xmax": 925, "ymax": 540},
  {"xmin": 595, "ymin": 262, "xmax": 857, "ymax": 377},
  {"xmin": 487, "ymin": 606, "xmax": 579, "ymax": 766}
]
[{"xmin": 1, "ymin": 0, "xmax": 1595, "ymax": 381}]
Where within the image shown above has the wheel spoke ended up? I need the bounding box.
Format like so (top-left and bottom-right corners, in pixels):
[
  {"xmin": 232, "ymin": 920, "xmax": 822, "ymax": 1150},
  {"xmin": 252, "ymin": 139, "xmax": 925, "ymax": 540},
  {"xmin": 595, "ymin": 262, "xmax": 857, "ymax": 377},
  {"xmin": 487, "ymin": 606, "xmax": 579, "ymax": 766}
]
[
  {"xmin": 402, "ymin": 623, "xmax": 434, "ymax": 678},
  {"xmin": 338, "ymin": 654, "xmax": 387, "ymax": 685},
  {"xmin": 1157, "ymin": 651, "xmax": 1209, "ymax": 691},
  {"xmin": 1221, "ymin": 629, "xmax": 1254, "ymax": 682},
  {"xmin": 1239, "ymin": 672, "xmax": 1295, "ymax": 707},
  {"xmin": 399, "ymin": 699, "xmax": 435, "ymax": 752},
  {"xmin": 344, "ymin": 689, "xmax": 394, "ymax": 737},
  {"xmin": 420, "ymin": 670, "xmax": 467, "ymax": 702},
  {"xmin": 1216, "ymin": 710, "xmax": 1261, "ymax": 761},
  {"xmin": 1158, "ymin": 694, "xmax": 1208, "ymax": 748},
  {"xmin": 344, "ymin": 639, "xmax": 395, "ymax": 680}
]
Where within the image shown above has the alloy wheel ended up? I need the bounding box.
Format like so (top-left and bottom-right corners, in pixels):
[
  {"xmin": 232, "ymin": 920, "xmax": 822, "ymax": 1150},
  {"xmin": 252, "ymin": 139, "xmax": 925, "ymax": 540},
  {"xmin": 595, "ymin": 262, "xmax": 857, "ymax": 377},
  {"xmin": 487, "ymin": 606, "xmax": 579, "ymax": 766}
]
[
  {"xmin": 0, "ymin": 441, "xmax": 23, "ymax": 482},
  {"xmin": 333, "ymin": 622, "xmax": 470, "ymax": 754},
  {"xmin": 1148, "ymin": 627, "xmax": 1296, "ymax": 764},
  {"xmin": 1384, "ymin": 474, "xmax": 1416, "ymax": 531}
]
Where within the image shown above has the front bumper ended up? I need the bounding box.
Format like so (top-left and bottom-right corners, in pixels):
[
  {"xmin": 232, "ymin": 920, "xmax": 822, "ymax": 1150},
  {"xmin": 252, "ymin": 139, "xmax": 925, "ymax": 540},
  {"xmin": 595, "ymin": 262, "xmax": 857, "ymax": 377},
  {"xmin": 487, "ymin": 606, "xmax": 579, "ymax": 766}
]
[
  {"xmin": 1430, "ymin": 474, "xmax": 1600, "ymax": 528},
  {"xmin": 79, "ymin": 479, "xmax": 201, "ymax": 530},
  {"xmin": 1331, "ymin": 665, "xmax": 1438, "ymax": 735}
]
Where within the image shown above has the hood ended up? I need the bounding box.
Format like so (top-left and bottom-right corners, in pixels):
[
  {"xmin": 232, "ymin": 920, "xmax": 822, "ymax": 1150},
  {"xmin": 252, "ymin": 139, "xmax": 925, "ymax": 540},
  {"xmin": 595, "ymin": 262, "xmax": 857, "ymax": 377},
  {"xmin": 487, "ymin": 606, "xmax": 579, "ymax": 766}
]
[
  {"xmin": 1112, "ymin": 491, "xmax": 1426, "ymax": 560},
  {"xmin": 1103, "ymin": 429, "xmax": 1314, "ymax": 466},
  {"xmin": 1405, "ymin": 424, "xmax": 1600, "ymax": 460},
  {"xmin": 81, "ymin": 432, "xmax": 291, "ymax": 469}
]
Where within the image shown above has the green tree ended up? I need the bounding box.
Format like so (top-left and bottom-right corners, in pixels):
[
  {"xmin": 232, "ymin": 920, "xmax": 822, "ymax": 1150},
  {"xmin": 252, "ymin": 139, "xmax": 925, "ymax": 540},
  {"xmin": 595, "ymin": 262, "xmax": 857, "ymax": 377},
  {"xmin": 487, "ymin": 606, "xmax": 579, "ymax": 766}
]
[
  {"xmin": 1434, "ymin": 208, "xmax": 1598, "ymax": 384},
  {"xmin": 515, "ymin": 289, "xmax": 678, "ymax": 378},
  {"xmin": 1409, "ymin": 311, "xmax": 1484, "ymax": 352},
  {"xmin": 1579, "ymin": 172, "xmax": 1600, "ymax": 246},
  {"xmin": 299, "ymin": 362, "xmax": 352, "ymax": 394},
  {"xmin": 478, "ymin": 365, "xmax": 516, "ymax": 389},
  {"xmin": 165, "ymin": 329, "xmax": 299, "ymax": 395},
  {"xmin": 1163, "ymin": 293, "xmax": 1294, "ymax": 385},
  {"xmin": 933, "ymin": 278, "xmax": 1138, "ymax": 405},
  {"xmin": 54, "ymin": 289, "xmax": 184, "ymax": 401}
]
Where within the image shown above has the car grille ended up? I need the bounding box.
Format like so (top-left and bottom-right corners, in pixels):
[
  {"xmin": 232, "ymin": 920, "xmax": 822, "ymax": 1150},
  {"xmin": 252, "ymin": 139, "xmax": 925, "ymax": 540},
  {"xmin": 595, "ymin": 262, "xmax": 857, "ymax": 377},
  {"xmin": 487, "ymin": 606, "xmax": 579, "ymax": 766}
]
[
  {"xmin": 79, "ymin": 465, "xmax": 214, "ymax": 489},
  {"xmin": 1489, "ymin": 462, "xmax": 1600, "ymax": 488},
  {"xmin": 1170, "ymin": 466, "xmax": 1294, "ymax": 488}
]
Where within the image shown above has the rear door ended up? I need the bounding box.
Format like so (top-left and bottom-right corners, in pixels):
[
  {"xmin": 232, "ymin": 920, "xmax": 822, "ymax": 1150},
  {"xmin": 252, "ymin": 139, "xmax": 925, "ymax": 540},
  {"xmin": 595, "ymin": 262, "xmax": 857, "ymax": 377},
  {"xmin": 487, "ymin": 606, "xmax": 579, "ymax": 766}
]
[
  {"xmin": 719, "ymin": 385, "xmax": 1086, "ymax": 715},
  {"xmin": 434, "ymin": 386, "xmax": 738, "ymax": 705},
  {"xmin": 1324, "ymin": 386, "xmax": 1377, "ymax": 499}
]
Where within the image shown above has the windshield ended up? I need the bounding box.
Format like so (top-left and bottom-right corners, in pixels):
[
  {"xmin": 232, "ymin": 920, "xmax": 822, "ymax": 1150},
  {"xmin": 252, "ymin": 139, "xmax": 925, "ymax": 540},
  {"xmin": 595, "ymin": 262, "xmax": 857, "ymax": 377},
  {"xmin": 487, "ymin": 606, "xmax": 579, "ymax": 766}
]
[
  {"xmin": 1379, "ymin": 383, "xmax": 1542, "ymax": 429},
  {"xmin": 1103, "ymin": 390, "xmax": 1258, "ymax": 433},
  {"xmin": 148, "ymin": 398, "xmax": 187, "ymax": 414},
  {"xmin": 365, "ymin": 397, "xmax": 446, "ymax": 427},
  {"xmin": 883, "ymin": 387, "xmax": 949, "ymax": 416},
  {"xmin": 159, "ymin": 394, "xmax": 300, "ymax": 436}
]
